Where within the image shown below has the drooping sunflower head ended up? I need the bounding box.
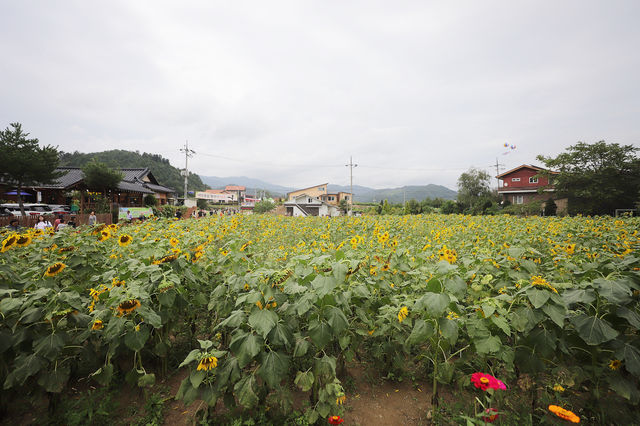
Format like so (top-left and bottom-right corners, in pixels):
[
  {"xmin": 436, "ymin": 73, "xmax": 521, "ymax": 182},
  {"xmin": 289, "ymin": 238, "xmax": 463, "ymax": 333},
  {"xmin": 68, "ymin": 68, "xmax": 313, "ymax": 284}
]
[
  {"xmin": 45, "ymin": 262, "xmax": 67, "ymax": 277},
  {"xmin": 111, "ymin": 278, "xmax": 126, "ymax": 288},
  {"xmin": 1, "ymin": 235, "xmax": 18, "ymax": 252},
  {"xmin": 118, "ymin": 234, "xmax": 132, "ymax": 246},
  {"xmin": 16, "ymin": 235, "xmax": 32, "ymax": 247},
  {"xmin": 197, "ymin": 355, "xmax": 218, "ymax": 371},
  {"xmin": 117, "ymin": 299, "xmax": 141, "ymax": 316}
]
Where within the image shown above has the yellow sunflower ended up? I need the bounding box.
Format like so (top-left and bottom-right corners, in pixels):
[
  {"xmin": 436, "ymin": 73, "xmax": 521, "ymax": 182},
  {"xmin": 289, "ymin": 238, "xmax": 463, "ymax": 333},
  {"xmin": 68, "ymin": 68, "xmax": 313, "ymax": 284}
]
[
  {"xmin": 92, "ymin": 319, "xmax": 104, "ymax": 330},
  {"xmin": 609, "ymin": 359, "xmax": 622, "ymax": 370},
  {"xmin": 117, "ymin": 299, "xmax": 141, "ymax": 316},
  {"xmin": 398, "ymin": 306, "xmax": 409, "ymax": 323},
  {"xmin": 1, "ymin": 234, "xmax": 18, "ymax": 252},
  {"xmin": 98, "ymin": 229, "xmax": 111, "ymax": 241},
  {"xmin": 197, "ymin": 356, "xmax": 218, "ymax": 371},
  {"xmin": 44, "ymin": 262, "xmax": 67, "ymax": 277},
  {"xmin": 16, "ymin": 235, "xmax": 32, "ymax": 247},
  {"xmin": 118, "ymin": 234, "xmax": 132, "ymax": 246}
]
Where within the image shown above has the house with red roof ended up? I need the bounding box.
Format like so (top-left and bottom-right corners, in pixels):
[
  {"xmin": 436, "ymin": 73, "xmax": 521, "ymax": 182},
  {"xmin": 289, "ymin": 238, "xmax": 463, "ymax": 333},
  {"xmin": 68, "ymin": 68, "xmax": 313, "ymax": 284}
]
[
  {"xmin": 225, "ymin": 185, "xmax": 246, "ymax": 202},
  {"xmin": 497, "ymin": 164, "xmax": 567, "ymax": 213}
]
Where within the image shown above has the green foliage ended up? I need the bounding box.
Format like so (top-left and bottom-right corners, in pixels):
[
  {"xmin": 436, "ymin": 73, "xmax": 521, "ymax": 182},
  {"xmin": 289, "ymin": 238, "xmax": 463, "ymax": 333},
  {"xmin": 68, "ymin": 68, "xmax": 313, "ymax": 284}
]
[
  {"xmin": 254, "ymin": 200, "xmax": 275, "ymax": 214},
  {"xmin": 502, "ymin": 200, "xmax": 543, "ymax": 216},
  {"xmin": 1, "ymin": 213, "xmax": 639, "ymax": 423},
  {"xmin": 544, "ymin": 198, "xmax": 557, "ymax": 216},
  {"xmin": 82, "ymin": 160, "xmax": 123, "ymax": 194},
  {"xmin": 537, "ymin": 141, "xmax": 640, "ymax": 215},
  {"xmin": 144, "ymin": 194, "xmax": 158, "ymax": 207},
  {"xmin": 456, "ymin": 168, "xmax": 492, "ymax": 212},
  {"xmin": 338, "ymin": 199, "xmax": 348, "ymax": 214},
  {"xmin": 59, "ymin": 149, "xmax": 208, "ymax": 193},
  {"xmin": 0, "ymin": 122, "xmax": 62, "ymax": 215},
  {"xmin": 197, "ymin": 198, "xmax": 209, "ymax": 210},
  {"xmin": 440, "ymin": 200, "xmax": 460, "ymax": 214}
]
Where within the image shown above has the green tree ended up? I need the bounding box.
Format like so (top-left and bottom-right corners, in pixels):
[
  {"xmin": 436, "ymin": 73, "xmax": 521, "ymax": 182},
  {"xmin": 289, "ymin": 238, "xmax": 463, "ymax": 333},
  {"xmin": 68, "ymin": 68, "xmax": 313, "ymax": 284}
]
[
  {"xmin": 456, "ymin": 168, "xmax": 492, "ymax": 213},
  {"xmin": 82, "ymin": 160, "xmax": 123, "ymax": 197},
  {"xmin": 537, "ymin": 141, "xmax": 640, "ymax": 215},
  {"xmin": 440, "ymin": 200, "xmax": 460, "ymax": 214},
  {"xmin": 143, "ymin": 194, "xmax": 157, "ymax": 207},
  {"xmin": 0, "ymin": 123, "xmax": 61, "ymax": 216},
  {"xmin": 253, "ymin": 200, "xmax": 275, "ymax": 214},
  {"xmin": 196, "ymin": 198, "xmax": 208, "ymax": 210},
  {"xmin": 544, "ymin": 198, "xmax": 557, "ymax": 216},
  {"xmin": 338, "ymin": 199, "xmax": 348, "ymax": 214}
]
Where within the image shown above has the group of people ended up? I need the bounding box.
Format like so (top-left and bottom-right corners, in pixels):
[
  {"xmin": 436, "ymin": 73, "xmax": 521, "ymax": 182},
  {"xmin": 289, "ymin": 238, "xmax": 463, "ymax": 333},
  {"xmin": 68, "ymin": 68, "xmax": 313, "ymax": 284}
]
[{"xmin": 5, "ymin": 210, "xmax": 97, "ymax": 232}]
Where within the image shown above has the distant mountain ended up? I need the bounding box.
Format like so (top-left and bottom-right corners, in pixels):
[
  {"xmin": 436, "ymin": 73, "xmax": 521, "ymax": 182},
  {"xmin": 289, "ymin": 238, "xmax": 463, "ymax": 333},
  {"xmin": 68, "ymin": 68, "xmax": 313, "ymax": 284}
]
[
  {"xmin": 353, "ymin": 185, "xmax": 457, "ymax": 203},
  {"xmin": 200, "ymin": 176, "xmax": 456, "ymax": 202},
  {"xmin": 59, "ymin": 150, "xmax": 208, "ymax": 193}
]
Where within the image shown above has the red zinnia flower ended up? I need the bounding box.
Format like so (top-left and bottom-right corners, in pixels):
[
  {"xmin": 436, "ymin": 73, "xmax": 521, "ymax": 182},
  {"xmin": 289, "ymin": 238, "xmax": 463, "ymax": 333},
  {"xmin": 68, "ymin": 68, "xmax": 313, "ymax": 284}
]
[
  {"xmin": 482, "ymin": 408, "xmax": 499, "ymax": 423},
  {"xmin": 471, "ymin": 372, "xmax": 506, "ymax": 391},
  {"xmin": 328, "ymin": 415, "xmax": 344, "ymax": 424}
]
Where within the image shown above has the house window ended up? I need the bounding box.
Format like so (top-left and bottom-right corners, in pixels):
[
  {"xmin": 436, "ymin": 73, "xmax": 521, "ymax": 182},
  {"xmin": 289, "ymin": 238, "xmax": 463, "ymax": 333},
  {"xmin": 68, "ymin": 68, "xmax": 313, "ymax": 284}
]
[
  {"xmin": 308, "ymin": 198, "xmax": 312, "ymax": 203},
  {"xmin": 344, "ymin": 196, "xmax": 349, "ymax": 200},
  {"xmin": 529, "ymin": 177, "xmax": 538, "ymax": 183},
  {"xmin": 511, "ymin": 178, "xmax": 521, "ymax": 182},
  {"xmin": 513, "ymin": 195, "xmax": 524, "ymax": 204},
  {"xmin": 328, "ymin": 196, "xmax": 335, "ymax": 201}
]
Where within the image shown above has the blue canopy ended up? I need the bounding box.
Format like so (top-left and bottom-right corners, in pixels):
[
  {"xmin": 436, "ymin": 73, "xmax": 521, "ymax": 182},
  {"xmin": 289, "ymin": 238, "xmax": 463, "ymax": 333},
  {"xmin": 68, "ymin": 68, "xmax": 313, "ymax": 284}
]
[{"xmin": 4, "ymin": 190, "xmax": 32, "ymax": 196}]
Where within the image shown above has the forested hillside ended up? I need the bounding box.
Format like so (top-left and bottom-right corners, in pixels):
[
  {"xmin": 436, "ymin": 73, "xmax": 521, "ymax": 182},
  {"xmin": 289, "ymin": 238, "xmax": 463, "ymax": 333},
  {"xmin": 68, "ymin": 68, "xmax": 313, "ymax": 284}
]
[{"xmin": 58, "ymin": 150, "xmax": 208, "ymax": 192}]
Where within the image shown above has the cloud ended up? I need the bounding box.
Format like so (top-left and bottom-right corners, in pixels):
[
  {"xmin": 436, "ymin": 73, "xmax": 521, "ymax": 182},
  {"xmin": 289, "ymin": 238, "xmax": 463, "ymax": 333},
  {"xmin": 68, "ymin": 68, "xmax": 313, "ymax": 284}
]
[{"xmin": 1, "ymin": 0, "xmax": 639, "ymax": 190}]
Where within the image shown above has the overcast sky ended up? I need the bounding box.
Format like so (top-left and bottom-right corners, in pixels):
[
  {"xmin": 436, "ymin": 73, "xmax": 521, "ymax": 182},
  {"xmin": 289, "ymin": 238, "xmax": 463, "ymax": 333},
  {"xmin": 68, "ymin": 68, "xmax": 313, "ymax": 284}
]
[{"xmin": 1, "ymin": 1, "xmax": 639, "ymax": 190}]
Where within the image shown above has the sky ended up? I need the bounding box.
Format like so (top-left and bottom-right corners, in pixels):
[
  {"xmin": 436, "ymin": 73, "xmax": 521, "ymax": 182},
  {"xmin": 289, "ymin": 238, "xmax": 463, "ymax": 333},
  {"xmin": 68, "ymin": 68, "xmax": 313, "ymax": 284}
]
[{"xmin": 1, "ymin": 1, "xmax": 639, "ymax": 190}]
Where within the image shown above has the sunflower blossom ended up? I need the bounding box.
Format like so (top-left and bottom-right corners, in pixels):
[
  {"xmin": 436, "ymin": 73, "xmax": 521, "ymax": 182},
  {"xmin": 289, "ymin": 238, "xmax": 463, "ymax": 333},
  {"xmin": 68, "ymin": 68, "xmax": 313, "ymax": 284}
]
[
  {"xmin": 397, "ymin": 306, "xmax": 409, "ymax": 323},
  {"xmin": 197, "ymin": 356, "xmax": 218, "ymax": 371},
  {"xmin": 44, "ymin": 262, "xmax": 67, "ymax": 277}
]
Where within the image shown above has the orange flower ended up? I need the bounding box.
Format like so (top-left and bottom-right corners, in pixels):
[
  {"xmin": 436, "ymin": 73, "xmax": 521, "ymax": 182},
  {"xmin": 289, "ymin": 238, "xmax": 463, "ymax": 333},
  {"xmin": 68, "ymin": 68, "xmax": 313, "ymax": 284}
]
[{"xmin": 548, "ymin": 405, "xmax": 580, "ymax": 423}]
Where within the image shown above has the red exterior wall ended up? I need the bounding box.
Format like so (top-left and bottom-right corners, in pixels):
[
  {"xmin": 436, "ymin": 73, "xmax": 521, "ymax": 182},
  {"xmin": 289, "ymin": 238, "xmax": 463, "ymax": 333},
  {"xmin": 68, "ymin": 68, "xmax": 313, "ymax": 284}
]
[{"xmin": 500, "ymin": 168, "xmax": 550, "ymax": 190}]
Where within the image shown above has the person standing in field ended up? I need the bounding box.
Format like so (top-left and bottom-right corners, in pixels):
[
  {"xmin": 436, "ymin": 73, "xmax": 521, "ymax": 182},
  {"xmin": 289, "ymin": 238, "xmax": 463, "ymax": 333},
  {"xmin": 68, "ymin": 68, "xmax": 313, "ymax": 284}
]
[
  {"xmin": 88, "ymin": 210, "xmax": 97, "ymax": 225},
  {"xmin": 34, "ymin": 215, "xmax": 52, "ymax": 230}
]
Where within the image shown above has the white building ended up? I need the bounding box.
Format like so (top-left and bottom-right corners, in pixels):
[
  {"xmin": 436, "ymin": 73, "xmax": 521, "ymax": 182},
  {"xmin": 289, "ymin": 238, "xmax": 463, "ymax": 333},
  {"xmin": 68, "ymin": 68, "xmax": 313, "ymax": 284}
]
[
  {"xmin": 196, "ymin": 190, "xmax": 236, "ymax": 203},
  {"xmin": 284, "ymin": 194, "xmax": 341, "ymax": 217}
]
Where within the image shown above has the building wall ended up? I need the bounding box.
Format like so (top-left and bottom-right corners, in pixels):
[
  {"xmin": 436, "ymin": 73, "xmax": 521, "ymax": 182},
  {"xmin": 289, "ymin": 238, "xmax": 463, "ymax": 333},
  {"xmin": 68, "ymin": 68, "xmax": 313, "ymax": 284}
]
[
  {"xmin": 500, "ymin": 168, "xmax": 551, "ymax": 191},
  {"xmin": 287, "ymin": 185, "xmax": 327, "ymax": 201}
]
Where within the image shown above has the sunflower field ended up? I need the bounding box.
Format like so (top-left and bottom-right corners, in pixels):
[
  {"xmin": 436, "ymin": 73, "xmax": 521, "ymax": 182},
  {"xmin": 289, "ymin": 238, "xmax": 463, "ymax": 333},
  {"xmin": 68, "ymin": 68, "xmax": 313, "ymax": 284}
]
[{"xmin": 1, "ymin": 213, "xmax": 639, "ymax": 423}]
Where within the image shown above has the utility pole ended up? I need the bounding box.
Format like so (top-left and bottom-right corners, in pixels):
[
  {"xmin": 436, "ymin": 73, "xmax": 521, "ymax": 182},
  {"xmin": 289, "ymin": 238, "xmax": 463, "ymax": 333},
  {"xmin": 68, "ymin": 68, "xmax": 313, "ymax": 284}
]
[
  {"xmin": 345, "ymin": 156, "xmax": 357, "ymax": 216},
  {"xmin": 491, "ymin": 157, "xmax": 505, "ymax": 192},
  {"xmin": 180, "ymin": 141, "xmax": 195, "ymax": 203}
]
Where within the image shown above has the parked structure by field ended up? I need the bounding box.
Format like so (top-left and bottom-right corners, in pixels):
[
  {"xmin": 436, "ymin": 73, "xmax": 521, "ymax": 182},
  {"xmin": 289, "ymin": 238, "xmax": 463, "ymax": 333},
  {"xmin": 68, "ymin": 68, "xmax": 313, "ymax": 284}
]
[
  {"xmin": 497, "ymin": 164, "xmax": 567, "ymax": 213},
  {"xmin": 287, "ymin": 183, "xmax": 351, "ymax": 207},
  {"xmin": 284, "ymin": 194, "xmax": 341, "ymax": 216}
]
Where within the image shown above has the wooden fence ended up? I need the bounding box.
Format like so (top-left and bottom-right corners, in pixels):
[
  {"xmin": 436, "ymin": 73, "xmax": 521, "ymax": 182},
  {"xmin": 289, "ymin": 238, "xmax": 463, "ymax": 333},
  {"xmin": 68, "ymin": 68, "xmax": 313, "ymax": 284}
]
[{"xmin": 0, "ymin": 213, "xmax": 112, "ymax": 229}]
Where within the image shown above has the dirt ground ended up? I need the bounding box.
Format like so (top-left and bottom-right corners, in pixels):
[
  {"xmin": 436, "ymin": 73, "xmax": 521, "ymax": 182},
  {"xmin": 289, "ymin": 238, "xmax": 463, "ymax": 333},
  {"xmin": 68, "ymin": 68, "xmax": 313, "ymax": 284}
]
[{"xmin": 162, "ymin": 362, "xmax": 436, "ymax": 426}]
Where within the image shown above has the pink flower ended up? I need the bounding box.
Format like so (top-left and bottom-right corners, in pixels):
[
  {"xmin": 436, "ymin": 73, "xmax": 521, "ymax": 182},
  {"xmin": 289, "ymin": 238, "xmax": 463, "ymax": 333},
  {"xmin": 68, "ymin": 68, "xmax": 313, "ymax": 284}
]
[
  {"xmin": 471, "ymin": 372, "xmax": 506, "ymax": 391},
  {"xmin": 482, "ymin": 408, "xmax": 499, "ymax": 423}
]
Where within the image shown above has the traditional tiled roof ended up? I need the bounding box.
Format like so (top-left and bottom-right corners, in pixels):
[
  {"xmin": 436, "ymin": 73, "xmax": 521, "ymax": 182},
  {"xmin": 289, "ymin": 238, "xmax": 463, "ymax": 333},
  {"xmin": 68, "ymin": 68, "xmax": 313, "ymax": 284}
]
[
  {"xmin": 37, "ymin": 167, "xmax": 84, "ymax": 189},
  {"xmin": 32, "ymin": 167, "xmax": 173, "ymax": 195},
  {"xmin": 117, "ymin": 181, "xmax": 154, "ymax": 194},
  {"xmin": 145, "ymin": 183, "xmax": 174, "ymax": 194}
]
